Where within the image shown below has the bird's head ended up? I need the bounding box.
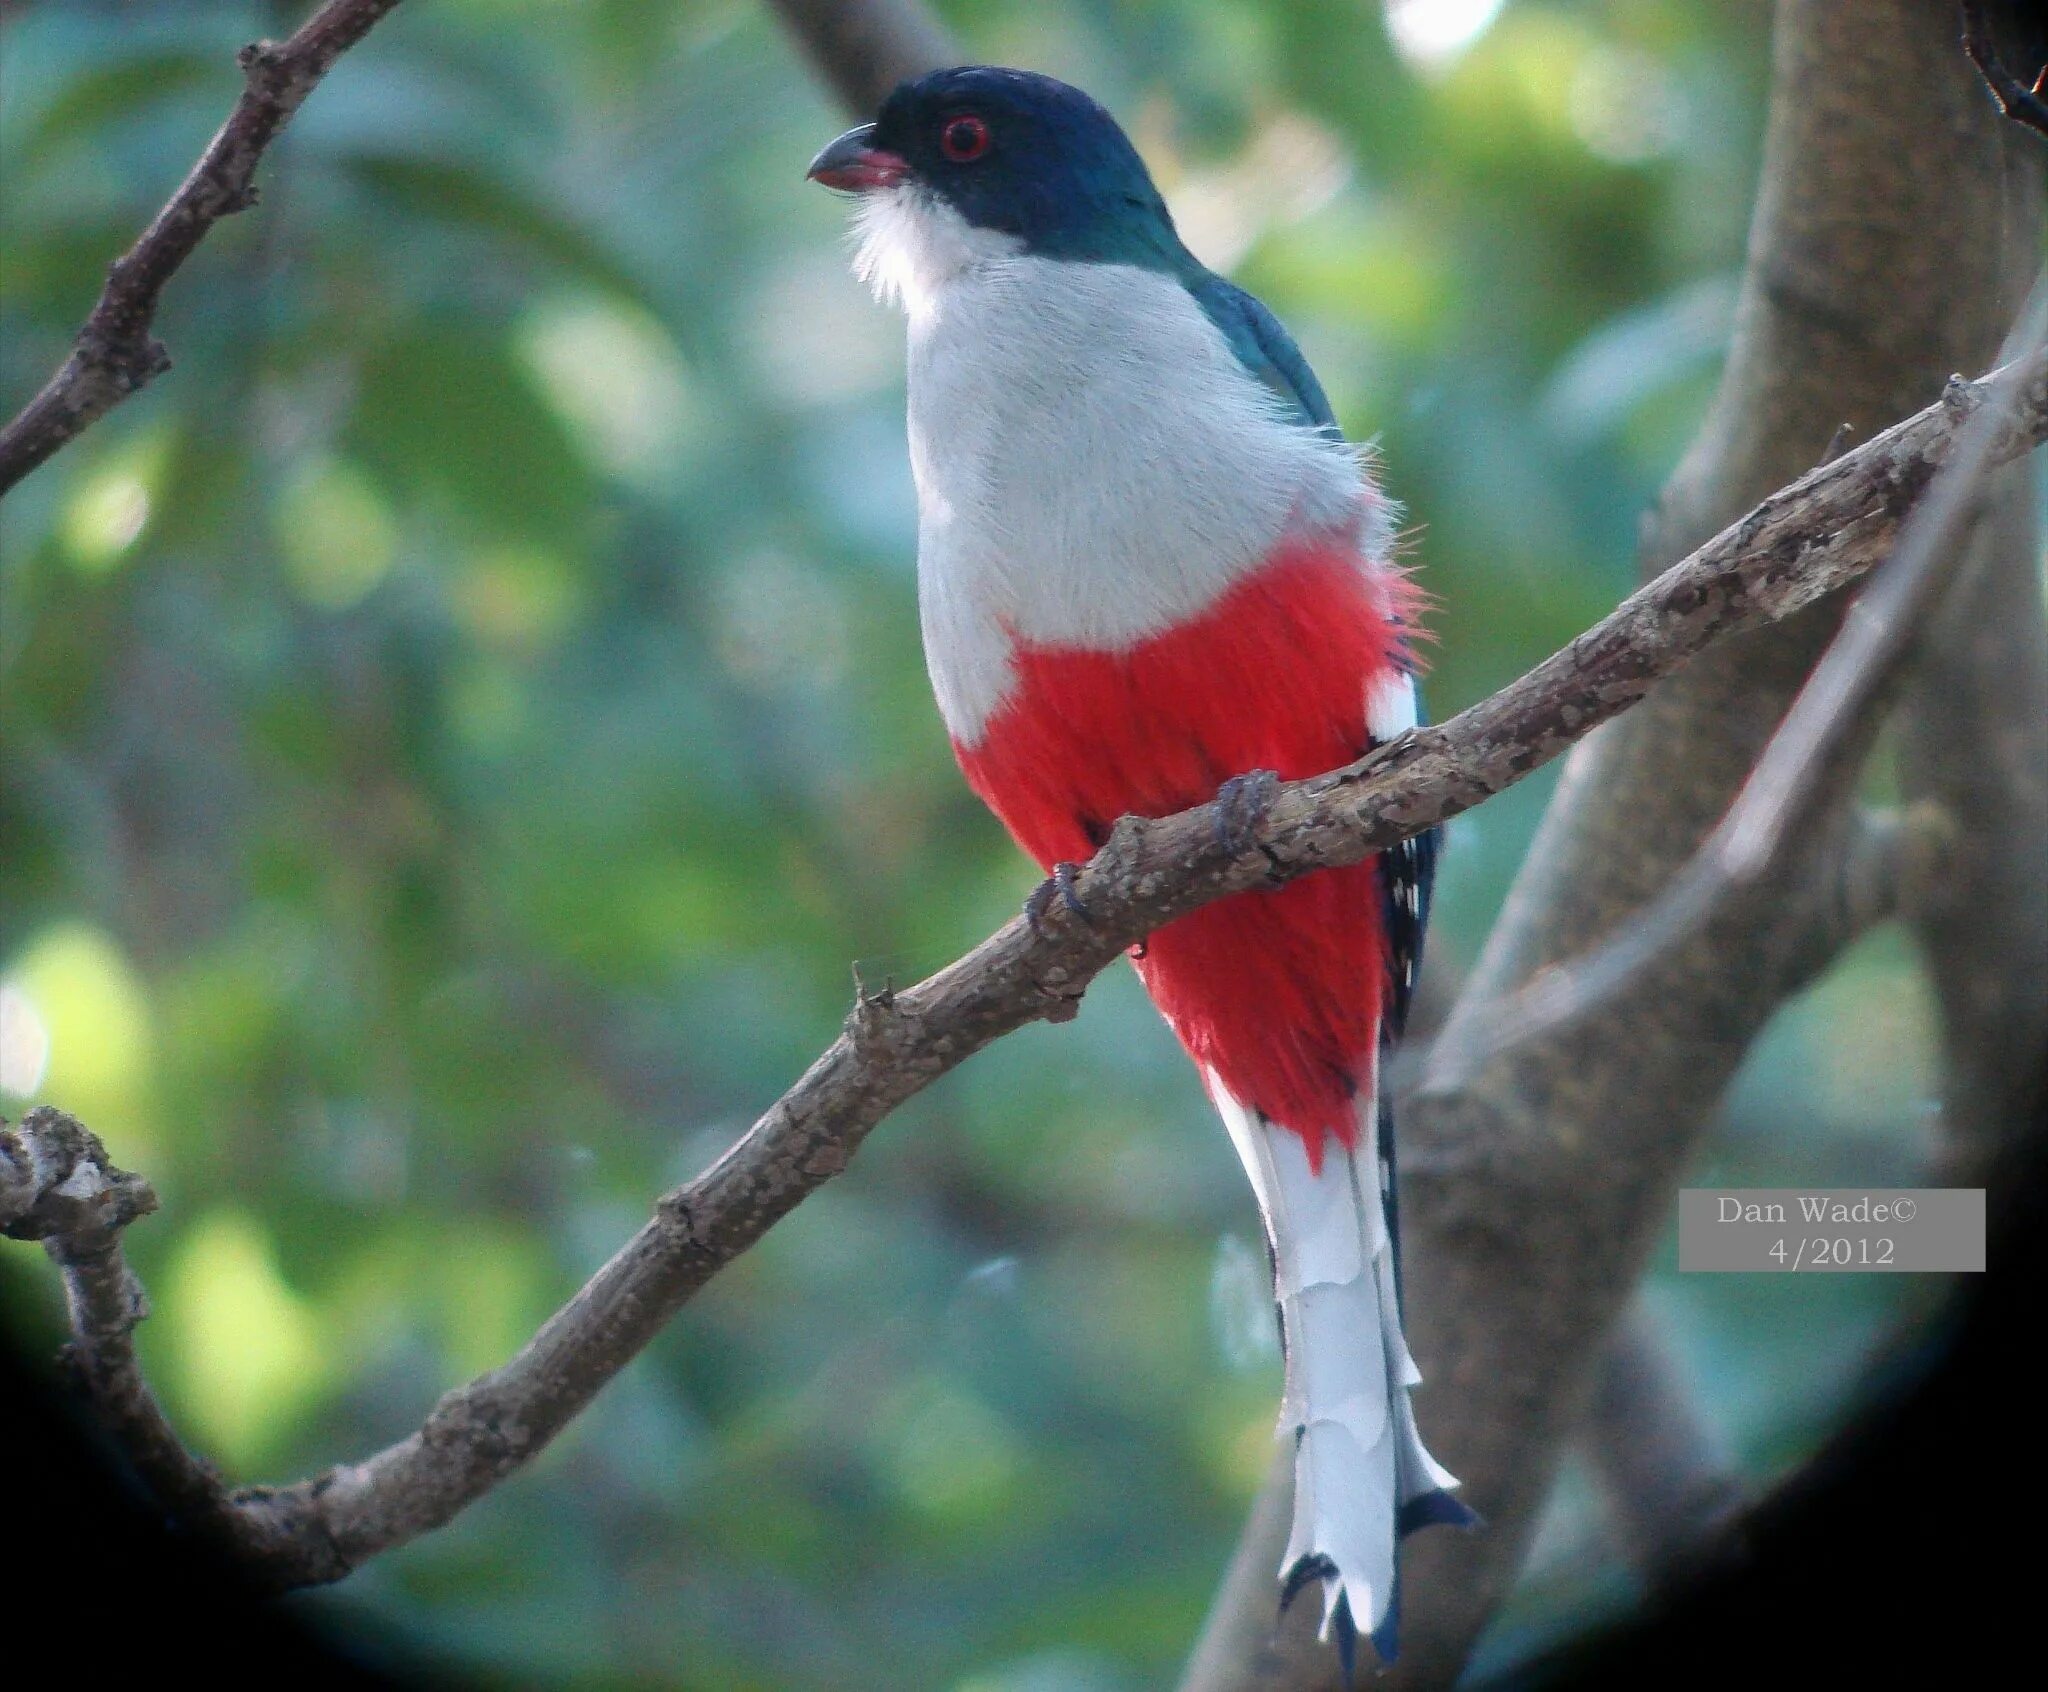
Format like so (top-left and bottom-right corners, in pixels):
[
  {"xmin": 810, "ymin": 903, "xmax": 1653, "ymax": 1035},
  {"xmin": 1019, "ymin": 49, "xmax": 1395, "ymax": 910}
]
[{"xmin": 807, "ymin": 67, "xmax": 1188, "ymax": 309}]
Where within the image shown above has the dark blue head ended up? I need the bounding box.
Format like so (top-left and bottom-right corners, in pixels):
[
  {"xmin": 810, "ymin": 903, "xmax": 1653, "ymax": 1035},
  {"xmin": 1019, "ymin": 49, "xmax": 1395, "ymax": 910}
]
[{"xmin": 807, "ymin": 67, "xmax": 1191, "ymax": 272}]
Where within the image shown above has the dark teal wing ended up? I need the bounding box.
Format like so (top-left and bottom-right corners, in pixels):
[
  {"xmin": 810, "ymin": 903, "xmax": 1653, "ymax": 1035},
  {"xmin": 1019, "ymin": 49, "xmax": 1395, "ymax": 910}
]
[{"xmin": 1185, "ymin": 272, "xmax": 1343, "ymax": 440}]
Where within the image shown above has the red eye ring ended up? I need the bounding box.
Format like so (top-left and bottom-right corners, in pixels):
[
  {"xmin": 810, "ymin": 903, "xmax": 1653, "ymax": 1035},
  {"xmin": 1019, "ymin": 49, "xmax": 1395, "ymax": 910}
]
[{"xmin": 939, "ymin": 113, "xmax": 991, "ymax": 163}]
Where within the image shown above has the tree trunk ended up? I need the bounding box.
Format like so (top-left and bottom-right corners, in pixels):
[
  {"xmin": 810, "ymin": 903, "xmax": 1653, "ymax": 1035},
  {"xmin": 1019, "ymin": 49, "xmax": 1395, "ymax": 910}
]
[{"xmin": 1182, "ymin": 5, "xmax": 2043, "ymax": 1684}]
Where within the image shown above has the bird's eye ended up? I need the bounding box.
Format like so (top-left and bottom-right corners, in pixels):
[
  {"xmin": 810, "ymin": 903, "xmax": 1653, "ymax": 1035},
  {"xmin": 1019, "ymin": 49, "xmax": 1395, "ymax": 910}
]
[{"xmin": 939, "ymin": 114, "xmax": 991, "ymax": 163}]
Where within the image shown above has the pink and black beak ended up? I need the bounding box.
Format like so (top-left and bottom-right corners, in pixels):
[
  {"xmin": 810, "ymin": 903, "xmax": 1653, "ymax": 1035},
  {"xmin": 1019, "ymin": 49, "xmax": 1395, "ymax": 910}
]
[{"xmin": 806, "ymin": 123, "xmax": 908, "ymax": 192}]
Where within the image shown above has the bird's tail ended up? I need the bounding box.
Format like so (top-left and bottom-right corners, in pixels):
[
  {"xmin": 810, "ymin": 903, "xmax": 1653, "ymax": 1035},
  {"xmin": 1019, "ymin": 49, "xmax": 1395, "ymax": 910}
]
[{"xmin": 1213, "ymin": 1075, "xmax": 1473, "ymax": 1673}]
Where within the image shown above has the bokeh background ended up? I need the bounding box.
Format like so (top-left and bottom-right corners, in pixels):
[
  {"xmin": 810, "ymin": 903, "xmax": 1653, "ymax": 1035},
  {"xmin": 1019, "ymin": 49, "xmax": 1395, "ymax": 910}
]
[{"xmin": 0, "ymin": 2, "xmax": 1969, "ymax": 1686}]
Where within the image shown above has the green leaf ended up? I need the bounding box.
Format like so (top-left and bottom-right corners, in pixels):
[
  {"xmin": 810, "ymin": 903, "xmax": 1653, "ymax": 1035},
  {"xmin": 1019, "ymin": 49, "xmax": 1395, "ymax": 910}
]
[
  {"xmin": 347, "ymin": 319, "xmax": 594, "ymax": 547},
  {"xmin": 11, "ymin": 50, "xmax": 220, "ymax": 174},
  {"xmin": 335, "ymin": 150, "xmax": 658, "ymax": 314}
]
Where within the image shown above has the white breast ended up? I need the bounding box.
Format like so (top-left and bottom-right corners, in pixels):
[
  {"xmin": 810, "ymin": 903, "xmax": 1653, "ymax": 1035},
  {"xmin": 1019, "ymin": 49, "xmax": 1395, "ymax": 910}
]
[{"xmin": 860, "ymin": 191, "xmax": 1375, "ymax": 743}]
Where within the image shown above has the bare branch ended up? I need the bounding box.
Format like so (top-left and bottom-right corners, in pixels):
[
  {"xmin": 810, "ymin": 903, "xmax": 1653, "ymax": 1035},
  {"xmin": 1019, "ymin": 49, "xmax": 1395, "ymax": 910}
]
[
  {"xmin": 766, "ymin": 0, "xmax": 957, "ymax": 118},
  {"xmin": 0, "ymin": 0, "xmax": 405, "ymax": 498},
  {"xmin": 1895, "ymin": 122, "xmax": 2048, "ymax": 1165},
  {"xmin": 1425, "ymin": 276, "xmax": 2048, "ymax": 1086},
  {"xmin": 1962, "ymin": 1, "xmax": 2048, "ymax": 140},
  {"xmin": 1190, "ymin": 10, "xmax": 2044, "ymax": 1683},
  {"xmin": 1897, "ymin": 489, "xmax": 2048, "ymax": 1164},
  {"xmin": 1774, "ymin": 802, "xmax": 1946, "ymax": 996},
  {"xmin": 13, "ymin": 349, "xmax": 2048, "ymax": 1587},
  {"xmin": 1829, "ymin": 805, "xmax": 1915, "ymax": 947},
  {"xmin": 1581, "ymin": 1306, "xmax": 1743, "ymax": 1584},
  {"xmin": 0, "ymin": 1109, "xmax": 250, "ymax": 1544}
]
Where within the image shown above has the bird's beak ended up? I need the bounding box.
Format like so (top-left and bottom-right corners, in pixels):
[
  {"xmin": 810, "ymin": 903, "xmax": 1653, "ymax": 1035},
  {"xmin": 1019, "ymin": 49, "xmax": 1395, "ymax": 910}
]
[{"xmin": 806, "ymin": 124, "xmax": 908, "ymax": 192}]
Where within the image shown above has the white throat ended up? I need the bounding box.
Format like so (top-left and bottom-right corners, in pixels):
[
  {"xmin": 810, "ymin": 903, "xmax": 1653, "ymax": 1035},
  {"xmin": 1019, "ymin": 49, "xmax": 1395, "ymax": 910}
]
[
  {"xmin": 855, "ymin": 187, "xmax": 1381, "ymax": 743},
  {"xmin": 853, "ymin": 184, "xmax": 1021, "ymax": 322}
]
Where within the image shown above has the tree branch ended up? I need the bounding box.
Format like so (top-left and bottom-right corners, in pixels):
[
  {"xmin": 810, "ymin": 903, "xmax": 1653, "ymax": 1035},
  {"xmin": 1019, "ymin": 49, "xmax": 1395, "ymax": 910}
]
[
  {"xmin": 11, "ymin": 345, "xmax": 2048, "ymax": 1587},
  {"xmin": 765, "ymin": 0, "xmax": 956, "ymax": 117},
  {"xmin": 1962, "ymin": 0, "xmax": 2048, "ymax": 141},
  {"xmin": 1894, "ymin": 110, "xmax": 2048, "ymax": 1169},
  {"xmin": 1581, "ymin": 1305, "xmax": 1743, "ymax": 1586},
  {"xmin": 0, "ymin": 1109, "xmax": 247, "ymax": 1544},
  {"xmin": 1774, "ymin": 802, "xmax": 1942, "ymax": 997},
  {"xmin": 1186, "ymin": 6, "xmax": 2041, "ymax": 1683},
  {"xmin": 0, "ymin": 0, "xmax": 405, "ymax": 498},
  {"xmin": 1897, "ymin": 481, "xmax": 2048, "ymax": 1168},
  {"xmin": 1427, "ymin": 277, "xmax": 2048, "ymax": 1084}
]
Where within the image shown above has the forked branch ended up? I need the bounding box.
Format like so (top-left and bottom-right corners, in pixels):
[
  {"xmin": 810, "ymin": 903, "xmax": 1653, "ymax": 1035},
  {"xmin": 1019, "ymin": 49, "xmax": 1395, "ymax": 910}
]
[
  {"xmin": 8, "ymin": 345, "xmax": 2048, "ymax": 1587},
  {"xmin": 0, "ymin": 0, "xmax": 406, "ymax": 496}
]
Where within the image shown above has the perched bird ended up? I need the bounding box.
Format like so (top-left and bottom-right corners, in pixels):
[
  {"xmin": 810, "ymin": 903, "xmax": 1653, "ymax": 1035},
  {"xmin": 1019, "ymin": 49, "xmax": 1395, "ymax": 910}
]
[{"xmin": 809, "ymin": 66, "xmax": 1471, "ymax": 1669}]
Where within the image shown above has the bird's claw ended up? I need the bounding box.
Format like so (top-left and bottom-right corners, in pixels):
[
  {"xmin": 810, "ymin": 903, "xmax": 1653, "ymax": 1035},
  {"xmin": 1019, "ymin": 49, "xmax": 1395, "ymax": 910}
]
[
  {"xmin": 1213, "ymin": 769, "xmax": 1280, "ymax": 859},
  {"xmin": 1025, "ymin": 861, "xmax": 1093, "ymax": 936}
]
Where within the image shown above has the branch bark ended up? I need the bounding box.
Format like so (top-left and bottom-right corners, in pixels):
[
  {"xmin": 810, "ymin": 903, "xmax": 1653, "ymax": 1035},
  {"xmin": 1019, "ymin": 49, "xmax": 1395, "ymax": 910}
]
[
  {"xmin": 13, "ymin": 3, "xmax": 2045, "ymax": 1661},
  {"xmin": 11, "ymin": 341, "xmax": 2047, "ymax": 1586},
  {"xmin": 1429, "ymin": 279, "xmax": 2047, "ymax": 1081},
  {"xmin": 1580, "ymin": 1305, "xmax": 1743, "ymax": 1586},
  {"xmin": 1183, "ymin": 5, "xmax": 2041, "ymax": 1685},
  {"xmin": 764, "ymin": 0, "xmax": 955, "ymax": 117},
  {"xmin": 1775, "ymin": 802, "xmax": 1937, "ymax": 997},
  {"xmin": 0, "ymin": 1109, "xmax": 247, "ymax": 1543},
  {"xmin": 1897, "ymin": 469, "xmax": 2048, "ymax": 1170},
  {"xmin": 1892, "ymin": 76, "xmax": 2048, "ymax": 1170},
  {"xmin": 0, "ymin": 0, "xmax": 405, "ymax": 497},
  {"xmin": 1892, "ymin": 82, "xmax": 2039, "ymax": 1171},
  {"xmin": 1962, "ymin": 0, "xmax": 2048, "ymax": 141}
]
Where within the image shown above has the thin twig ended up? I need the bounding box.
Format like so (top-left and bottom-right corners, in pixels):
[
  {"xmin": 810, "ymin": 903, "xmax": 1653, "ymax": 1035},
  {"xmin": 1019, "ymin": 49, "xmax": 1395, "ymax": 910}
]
[
  {"xmin": 10, "ymin": 348, "xmax": 2048, "ymax": 1588},
  {"xmin": 0, "ymin": 1110, "xmax": 248, "ymax": 1541},
  {"xmin": 1424, "ymin": 276, "xmax": 2048, "ymax": 1088},
  {"xmin": 1962, "ymin": 1, "xmax": 2048, "ymax": 140},
  {"xmin": 0, "ymin": 0, "xmax": 406, "ymax": 497}
]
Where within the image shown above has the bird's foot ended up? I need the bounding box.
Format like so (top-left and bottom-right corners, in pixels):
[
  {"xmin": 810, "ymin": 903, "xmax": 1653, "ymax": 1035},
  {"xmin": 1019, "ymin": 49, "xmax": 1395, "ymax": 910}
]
[
  {"xmin": 1212, "ymin": 769, "xmax": 1280, "ymax": 859},
  {"xmin": 1024, "ymin": 861, "xmax": 1092, "ymax": 937}
]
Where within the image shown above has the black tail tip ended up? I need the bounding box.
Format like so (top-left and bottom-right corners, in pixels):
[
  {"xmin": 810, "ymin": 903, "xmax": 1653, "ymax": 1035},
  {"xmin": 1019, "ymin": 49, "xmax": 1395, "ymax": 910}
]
[
  {"xmin": 1280, "ymin": 1556, "xmax": 1389, "ymax": 1682},
  {"xmin": 1278, "ymin": 1551, "xmax": 1339, "ymax": 1618},
  {"xmin": 1398, "ymin": 1488, "xmax": 1482, "ymax": 1535},
  {"xmin": 1336, "ymin": 1590, "xmax": 1362, "ymax": 1682},
  {"xmin": 1336, "ymin": 1588, "xmax": 1400, "ymax": 1680}
]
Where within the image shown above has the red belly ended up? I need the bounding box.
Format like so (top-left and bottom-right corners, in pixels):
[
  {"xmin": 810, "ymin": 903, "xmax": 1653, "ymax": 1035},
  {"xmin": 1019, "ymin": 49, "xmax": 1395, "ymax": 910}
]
[{"xmin": 952, "ymin": 541, "xmax": 1420, "ymax": 1160}]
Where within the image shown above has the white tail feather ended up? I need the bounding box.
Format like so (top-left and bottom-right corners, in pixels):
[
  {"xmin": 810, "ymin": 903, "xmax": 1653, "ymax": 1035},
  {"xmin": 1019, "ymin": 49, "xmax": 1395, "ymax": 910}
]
[{"xmin": 1212, "ymin": 1072, "xmax": 1461, "ymax": 1642}]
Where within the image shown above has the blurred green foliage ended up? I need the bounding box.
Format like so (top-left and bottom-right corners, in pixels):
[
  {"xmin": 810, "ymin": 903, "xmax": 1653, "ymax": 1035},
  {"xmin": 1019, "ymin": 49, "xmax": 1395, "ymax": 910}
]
[{"xmin": 0, "ymin": 2, "xmax": 1958, "ymax": 1686}]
